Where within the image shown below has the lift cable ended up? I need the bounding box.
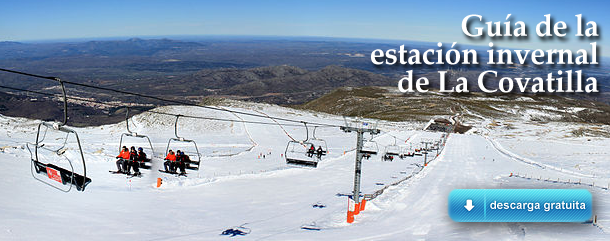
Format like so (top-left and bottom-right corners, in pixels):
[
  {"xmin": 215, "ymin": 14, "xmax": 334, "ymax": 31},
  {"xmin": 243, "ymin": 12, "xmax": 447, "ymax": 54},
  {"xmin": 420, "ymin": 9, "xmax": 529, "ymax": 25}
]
[
  {"xmin": 0, "ymin": 68, "xmax": 341, "ymax": 128},
  {"xmin": 0, "ymin": 84, "xmax": 311, "ymax": 127}
]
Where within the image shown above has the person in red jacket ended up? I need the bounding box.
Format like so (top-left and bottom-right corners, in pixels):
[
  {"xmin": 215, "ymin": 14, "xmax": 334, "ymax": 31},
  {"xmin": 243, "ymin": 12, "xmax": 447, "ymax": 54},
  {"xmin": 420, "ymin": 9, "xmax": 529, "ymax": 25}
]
[
  {"xmin": 116, "ymin": 146, "xmax": 130, "ymax": 173},
  {"xmin": 307, "ymin": 144, "xmax": 315, "ymax": 157},
  {"xmin": 163, "ymin": 150, "xmax": 177, "ymax": 173}
]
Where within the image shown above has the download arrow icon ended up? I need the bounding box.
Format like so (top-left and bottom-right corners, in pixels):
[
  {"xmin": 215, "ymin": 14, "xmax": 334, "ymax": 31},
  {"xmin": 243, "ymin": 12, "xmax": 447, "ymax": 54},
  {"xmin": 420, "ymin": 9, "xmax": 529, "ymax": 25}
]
[{"xmin": 464, "ymin": 199, "xmax": 474, "ymax": 211}]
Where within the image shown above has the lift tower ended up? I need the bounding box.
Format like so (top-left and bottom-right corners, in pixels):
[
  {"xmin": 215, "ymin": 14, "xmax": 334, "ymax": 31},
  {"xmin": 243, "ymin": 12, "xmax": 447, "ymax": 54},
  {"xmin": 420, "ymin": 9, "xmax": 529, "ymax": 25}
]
[{"xmin": 341, "ymin": 120, "xmax": 380, "ymax": 204}]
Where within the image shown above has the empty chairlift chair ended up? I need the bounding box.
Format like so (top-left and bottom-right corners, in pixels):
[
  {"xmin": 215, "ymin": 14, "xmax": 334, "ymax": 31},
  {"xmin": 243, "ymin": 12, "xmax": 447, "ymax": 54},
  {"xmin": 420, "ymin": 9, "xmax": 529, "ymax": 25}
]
[
  {"xmin": 361, "ymin": 137, "xmax": 379, "ymax": 156},
  {"xmin": 165, "ymin": 115, "xmax": 201, "ymax": 171},
  {"xmin": 28, "ymin": 79, "xmax": 91, "ymax": 192}
]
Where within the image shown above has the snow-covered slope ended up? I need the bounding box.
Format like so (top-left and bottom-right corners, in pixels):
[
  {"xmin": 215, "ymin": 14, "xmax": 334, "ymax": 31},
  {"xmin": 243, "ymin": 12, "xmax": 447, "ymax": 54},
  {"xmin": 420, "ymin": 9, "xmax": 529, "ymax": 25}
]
[{"xmin": 0, "ymin": 103, "xmax": 608, "ymax": 240}]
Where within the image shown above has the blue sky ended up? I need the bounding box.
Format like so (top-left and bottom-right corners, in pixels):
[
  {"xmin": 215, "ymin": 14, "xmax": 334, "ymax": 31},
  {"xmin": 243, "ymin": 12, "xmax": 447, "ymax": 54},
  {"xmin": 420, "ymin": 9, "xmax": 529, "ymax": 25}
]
[{"xmin": 1, "ymin": 0, "xmax": 608, "ymax": 55}]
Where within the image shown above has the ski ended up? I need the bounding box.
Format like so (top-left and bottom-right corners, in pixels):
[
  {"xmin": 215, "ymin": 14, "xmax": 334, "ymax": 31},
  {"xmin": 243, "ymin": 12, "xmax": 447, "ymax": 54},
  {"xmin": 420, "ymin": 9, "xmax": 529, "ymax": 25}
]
[
  {"xmin": 158, "ymin": 170, "xmax": 187, "ymax": 177},
  {"xmin": 301, "ymin": 226, "xmax": 321, "ymax": 231},
  {"xmin": 109, "ymin": 170, "xmax": 142, "ymax": 178},
  {"xmin": 301, "ymin": 222, "xmax": 321, "ymax": 231}
]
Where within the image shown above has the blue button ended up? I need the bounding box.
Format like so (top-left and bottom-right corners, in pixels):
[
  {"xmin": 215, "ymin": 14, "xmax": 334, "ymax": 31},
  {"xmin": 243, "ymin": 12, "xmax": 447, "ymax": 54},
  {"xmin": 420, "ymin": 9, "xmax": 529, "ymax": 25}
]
[{"xmin": 449, "ymin": 189, "xmax": 592, "ymax": 222}]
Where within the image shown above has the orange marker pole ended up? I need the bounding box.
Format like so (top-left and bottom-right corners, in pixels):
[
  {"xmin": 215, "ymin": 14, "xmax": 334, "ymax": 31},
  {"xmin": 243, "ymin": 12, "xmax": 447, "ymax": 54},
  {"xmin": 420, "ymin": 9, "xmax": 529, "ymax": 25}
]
[
  {"xmin": 347, "ymin": 198, "xmax": 355, "ymax": 223},
  {"xmin": 360, "ymin": 199, "xmax": 366, "ymax": 211},
  {"xmin": 347, "ymin": 210, "xmax": 354, "ymax": 223},
  {"xmin": 157, "ymin": 178, "xmax": 162, "ymax": 188}
]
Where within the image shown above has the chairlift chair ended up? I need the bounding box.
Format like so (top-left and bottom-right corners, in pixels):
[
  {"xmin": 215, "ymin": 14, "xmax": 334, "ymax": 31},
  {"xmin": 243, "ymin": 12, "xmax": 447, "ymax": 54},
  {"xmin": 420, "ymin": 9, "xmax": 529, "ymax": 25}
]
[
  {"xmin": 28, "ymin": 79, "xmax": 91, "ymax": 192},
  {"xmin": 399, "ymin": 144, "xmax": 415, "ymax": 158},
  {"xmin": 118, "ymin": 107, "xmax": 155, "ymax": 170},
  {"xmin": 284, "ymin": 123, "xmax": 322, "ymax": 168},
  {"xmin": 165, "ymin": 115, "xmax": 201, "ymax": 171},
  {"xmin": 309, "ymin": 126, "xmax": 328, "ymax": 156},
  {"xmin": 361, "ymin": 137, "xmax": 379, "ymax": 156},
  {"xmin": 382, "ymin": 137, "xmax": 401, "ymax": 161}
]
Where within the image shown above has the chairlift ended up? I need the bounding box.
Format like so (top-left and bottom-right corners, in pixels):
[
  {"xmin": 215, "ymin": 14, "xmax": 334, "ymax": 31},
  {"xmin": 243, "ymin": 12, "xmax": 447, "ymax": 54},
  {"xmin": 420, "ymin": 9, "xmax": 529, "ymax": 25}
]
[
  {"xmin": 28, "ymin": 80, "xmax": 91, "ymax": 192},
  {"xmin": 361, "ymin": 134, "xmax": 379, "ymax": 156},
  {"xmin": 310, "ymin": 126, "xmax": 328, "ymax": 154},
  {"xmin": 284, "ymin": 123, "xmax": 323, "ymax": 168},
  {"xmin": 413, "ymin": 144, "xmax": 423, "ymax": 156},
  {"xmin": 382, "ymin": 137, "xmax": 401, "ymax": 161},
  {"xmin": 399, "ymin": 144, "xmax": 415, "ymax": 158},
  {"xmin": 118, "ymin": 107, "xmax": 155, "ymax": 170},
  {"xmin": 165, "ymin": 115, "xmax": 201, "ymax": 171}
]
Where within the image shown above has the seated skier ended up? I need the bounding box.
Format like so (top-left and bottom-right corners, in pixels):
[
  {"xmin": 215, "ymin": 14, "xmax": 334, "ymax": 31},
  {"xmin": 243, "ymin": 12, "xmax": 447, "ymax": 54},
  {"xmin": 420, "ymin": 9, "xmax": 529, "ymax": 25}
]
[
  {"xmin": 175, "ymin": 150, "xmax": 189, "ymax": 175},
  {"xmin": 123, "ymin": 146, "xmax": 137, "ymax": 174},
  {"xmin": 115, "ymin": 146, "xmax": 130, "ymax": 173},
  {"xmin": 163, "ymin": 150, "xmax": 177, "ymax": 173},
  {"xmin": 316, "ymin": 146, "xmax": 324, "ymax": 159},
  {"xmin": 307, "ymin": 144, "xmax": 315, "ymax": 157},
  {"xmin": 128, "ymin": 147, "xmax": 146, "ymax": 176}
]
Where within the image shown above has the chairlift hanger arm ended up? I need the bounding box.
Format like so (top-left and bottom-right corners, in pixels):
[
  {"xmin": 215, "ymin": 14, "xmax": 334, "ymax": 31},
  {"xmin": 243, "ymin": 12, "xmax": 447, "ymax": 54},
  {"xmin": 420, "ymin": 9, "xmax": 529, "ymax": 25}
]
[
  {"xmin": 125, "ymin": 107, "xmax": 134, "ymax": 135},
  {"xmin": 174, "ymin": 115, "xmax": 183, "ymax": 140},
  {"xmin": 303, "ymin": 122, "xmax": 309, "ymax": 141},
  {"xmin": 57, "ymin": 79, "xmax": 68, "ymax": 126}
]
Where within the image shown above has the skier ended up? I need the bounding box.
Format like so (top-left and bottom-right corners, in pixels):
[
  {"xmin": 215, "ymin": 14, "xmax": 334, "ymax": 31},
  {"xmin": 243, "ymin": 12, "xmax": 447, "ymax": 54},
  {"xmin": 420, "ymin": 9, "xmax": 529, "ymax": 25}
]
[
  {"xmin": 307, "ymin": 144, "xmax": 315, "ymax": 157},
  {"xmin": 316, "ymin": 146, "xmax": 324, "ymax": 159},
  {"xmin": 176, "ymin": 150, "xmax": 189, "ymax": 175},
  {"xmin": 115, "ymin": 146, "xmax": 130, "ymax": 173},
  {"xmin": 164, "ymin": 150, "xmax": 177, "ymax": 173},
  {"xmin": 123, "ymin": 146, "xmax": 137, "ymax": 174},
  {"xmin": 129, "ymin": 147, "xmax": 146, "ymax": 176}
]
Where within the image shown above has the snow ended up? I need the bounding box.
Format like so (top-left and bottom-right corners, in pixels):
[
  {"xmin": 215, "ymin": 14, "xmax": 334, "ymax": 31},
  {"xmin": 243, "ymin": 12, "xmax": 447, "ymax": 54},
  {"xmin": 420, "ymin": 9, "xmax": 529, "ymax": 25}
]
[{"xmin": 0, "ymin": 103, "xmax": 608, "ymax": 240}]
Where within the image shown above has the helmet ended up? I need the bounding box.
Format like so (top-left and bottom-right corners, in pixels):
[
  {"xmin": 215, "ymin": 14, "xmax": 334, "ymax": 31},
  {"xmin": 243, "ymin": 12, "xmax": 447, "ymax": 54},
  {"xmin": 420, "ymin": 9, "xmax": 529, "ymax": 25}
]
[{"xmin": 138, "ymin": 147, "xmax": 143, "ymax": 151}]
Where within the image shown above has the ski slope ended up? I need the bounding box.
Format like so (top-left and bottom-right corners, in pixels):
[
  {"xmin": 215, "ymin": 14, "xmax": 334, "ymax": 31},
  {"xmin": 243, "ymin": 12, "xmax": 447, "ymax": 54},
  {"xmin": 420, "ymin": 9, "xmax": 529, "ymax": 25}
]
[{"xmin": 0, "ymin": 103, "xmax": 608, "ymax": 240}]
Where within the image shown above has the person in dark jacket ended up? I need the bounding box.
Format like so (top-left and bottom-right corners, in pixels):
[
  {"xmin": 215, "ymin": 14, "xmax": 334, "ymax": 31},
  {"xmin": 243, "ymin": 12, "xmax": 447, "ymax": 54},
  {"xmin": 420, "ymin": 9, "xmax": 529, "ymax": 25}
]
[
  {"xmin": 122, "ymin": 146, "xmax": 136, "ymax": 174},
  {"xmin": 175, "ymin": 150, "xmax": 188, "ymax": 175},
  {"xmin": 128, "ymin": 147, "xmax": 146, "ymax": 175},
  {"xmin": 316, "ymin": 146, "xmax": 324, "ymax": 159}
]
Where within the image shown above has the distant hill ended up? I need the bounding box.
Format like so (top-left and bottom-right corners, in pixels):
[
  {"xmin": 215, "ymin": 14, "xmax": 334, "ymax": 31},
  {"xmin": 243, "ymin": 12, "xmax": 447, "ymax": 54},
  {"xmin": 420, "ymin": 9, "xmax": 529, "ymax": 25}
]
[
  {"xmin": 299, "ymin": 86, "xmax": 610, "ymax": 127},
  {"xmin": 0, "ymin": 37, "xmax": 609, "ymax": 108},
  {"xmin": 175, "ymin": 65, "xmax": 393, "ymax": 104}
]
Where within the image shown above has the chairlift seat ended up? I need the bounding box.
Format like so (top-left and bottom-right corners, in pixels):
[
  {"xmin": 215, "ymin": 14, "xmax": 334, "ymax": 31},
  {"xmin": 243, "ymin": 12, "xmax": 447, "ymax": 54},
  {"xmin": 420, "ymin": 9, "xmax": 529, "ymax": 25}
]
[
  {"xmin": 33, "ymin": 160, "xmax": 91, "ymax": 191},
  {"xmin": 166, "ymin": 138, "xmax": 202, "ymax": 171},
  {"xmin": 360, "ymin": 150, "xmax": 378, "ymax": 155},
  {"xmin": 30, "ymin": 122, "xmax": 90, "ymax": 192},
  {"xmin": 285, "ymin": 140, "xmax": 320, "ymax": 168},
  {"xmin": 286, "ymin": 158, "xmax": 319, "ymax": 168}
]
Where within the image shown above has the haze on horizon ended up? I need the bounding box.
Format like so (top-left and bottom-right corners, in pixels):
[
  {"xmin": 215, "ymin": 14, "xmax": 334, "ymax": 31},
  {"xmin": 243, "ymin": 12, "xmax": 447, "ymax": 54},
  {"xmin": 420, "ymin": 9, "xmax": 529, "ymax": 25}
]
[{"xmin": 0, "ymin": 0, "xmax": 608, "ymax": 56}]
